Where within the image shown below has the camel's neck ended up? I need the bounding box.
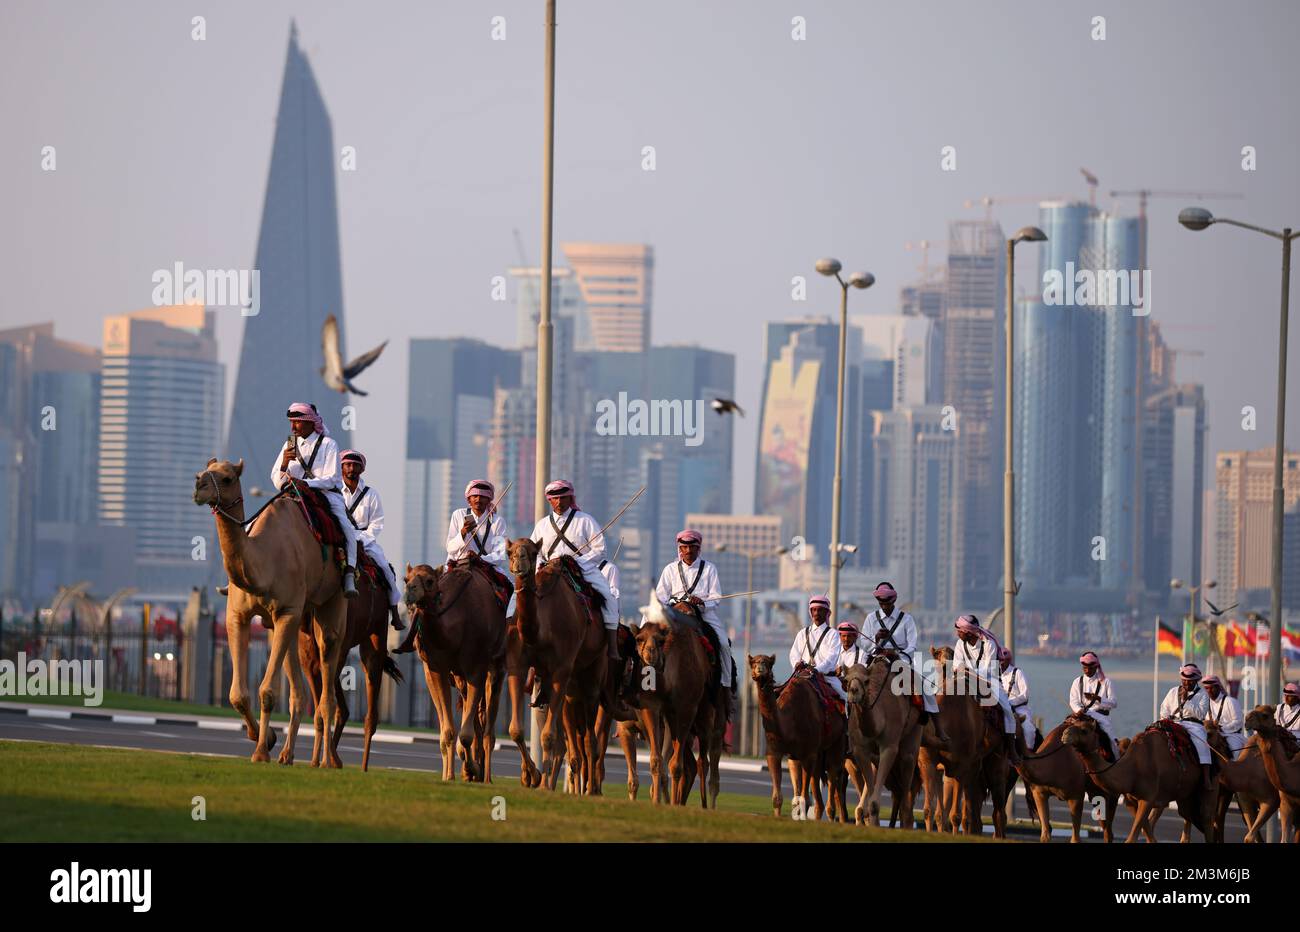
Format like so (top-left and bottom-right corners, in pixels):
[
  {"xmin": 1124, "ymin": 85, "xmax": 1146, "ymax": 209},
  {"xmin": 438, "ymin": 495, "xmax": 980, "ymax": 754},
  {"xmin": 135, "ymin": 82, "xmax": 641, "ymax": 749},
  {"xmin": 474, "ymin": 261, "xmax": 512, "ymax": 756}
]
[
  {"xmin": 1077, "ymin": 743, "xmax": 1131, "ymax": 796},
  {"xmin": 514, "ymin": 574, "xmax": 539, "ymax": 641},
  {"xmin": 755, "ymin": 680, "xmax": 781, "ymax": 737},
  {"xmin": 1259, "ymin": 735, "xmax": 1299, "ymax": 789},
  {"xmin": 213, "ymin": 506, "xmax": 268, "ymax": 596}
]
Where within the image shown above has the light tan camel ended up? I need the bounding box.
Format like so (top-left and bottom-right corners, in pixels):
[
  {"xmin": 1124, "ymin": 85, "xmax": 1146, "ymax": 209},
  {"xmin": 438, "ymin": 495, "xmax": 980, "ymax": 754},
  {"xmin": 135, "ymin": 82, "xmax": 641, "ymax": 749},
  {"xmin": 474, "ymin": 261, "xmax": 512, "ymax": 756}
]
[
  {"xmin": 840, "ymin": 656, "xmax": 924, "ymax": 827},
  {"xmin": 1015, "ymin": 714, "xmax": 1117, "ymax": 843},
  {"xmin": 403, "ymin": 563, "xmax": 506, "ymax": 782},
  {"xmin": 1062, "ymin": 713, "xmax": 1215, "ymax": 842},
  {"xmin": 194, "ymin": 459, "xmax": 347, "ymax": 766}
]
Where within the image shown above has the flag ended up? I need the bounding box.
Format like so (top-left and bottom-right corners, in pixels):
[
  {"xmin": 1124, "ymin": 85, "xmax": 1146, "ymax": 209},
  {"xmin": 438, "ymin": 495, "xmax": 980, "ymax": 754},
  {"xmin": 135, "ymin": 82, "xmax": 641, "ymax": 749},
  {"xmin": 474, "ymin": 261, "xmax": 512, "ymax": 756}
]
[
  {"xmin": 1157, "ymin": 620, "xmax": 1183, "ymax": 657},
  {"xmin": 1218, "ymin": 621, "xmax": 1254, "ymax": 658}
]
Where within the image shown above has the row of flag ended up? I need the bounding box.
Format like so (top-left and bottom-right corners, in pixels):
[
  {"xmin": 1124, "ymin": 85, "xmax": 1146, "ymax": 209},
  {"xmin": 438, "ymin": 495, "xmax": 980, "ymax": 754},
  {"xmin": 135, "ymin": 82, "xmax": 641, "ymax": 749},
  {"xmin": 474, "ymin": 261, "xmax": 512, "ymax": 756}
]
[{"xmin": 1157, "ymin": 618, "xmax": 1300, "ymax": 660}]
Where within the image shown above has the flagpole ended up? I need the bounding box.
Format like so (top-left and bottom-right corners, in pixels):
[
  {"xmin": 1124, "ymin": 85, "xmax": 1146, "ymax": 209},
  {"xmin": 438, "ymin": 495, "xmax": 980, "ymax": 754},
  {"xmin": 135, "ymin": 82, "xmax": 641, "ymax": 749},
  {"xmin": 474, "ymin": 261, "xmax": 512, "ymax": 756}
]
[{"xmin": 1153, "ymin": 614, "xmax": 1160, "ymax": 721}]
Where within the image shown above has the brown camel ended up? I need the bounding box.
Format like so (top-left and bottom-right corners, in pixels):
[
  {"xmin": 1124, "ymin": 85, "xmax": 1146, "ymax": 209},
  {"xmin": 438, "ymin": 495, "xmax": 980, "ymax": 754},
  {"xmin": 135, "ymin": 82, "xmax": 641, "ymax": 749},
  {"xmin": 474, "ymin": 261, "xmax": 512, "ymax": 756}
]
[
  {"xmin": 296, "ymin": 560, "xmax": 403, "ymax": 770},
  {"xmin": 403, "ymin": 562, "xmax": 506, "ymax": 782},
  {"xmin": 749, "ymin": 654, "xmax": 848, "ymax": 821},
  {"xmin": 1062, "ymin": 713, "xmax": 1215, "ymax": 842},
  {"xmin": 506, "ymin": 538, "xmax": 608, "ymax": 793},
  {"xmin": 194, "ymin": 459, "xmax": 347, "ymax": 766},
  {"xmin": 631, "ymin": 601, "xmax": 723, "ymax": 806},
  {"xmin": 840, "ymin": 656, "xmax": 923, "ymax": 827},
  {"xmin": 1210, "ymin": 718, "xmax": 1296, "ymax": 843},
  {"xmin": 1015, "ymin": 714, "xmax": 1118, "ymax": 843},
  {"xmin": 917, "ymin": 646, "xmax": 1002, "ymax": 835},
  {"xmin": 1244, "ymin": 706, "xmax": 1300, "ymax": 838}
]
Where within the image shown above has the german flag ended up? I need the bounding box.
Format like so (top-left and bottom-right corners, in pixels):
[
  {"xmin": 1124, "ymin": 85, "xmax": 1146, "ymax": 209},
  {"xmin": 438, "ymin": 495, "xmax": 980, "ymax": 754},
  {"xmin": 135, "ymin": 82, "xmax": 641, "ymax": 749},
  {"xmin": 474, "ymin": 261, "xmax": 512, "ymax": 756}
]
[{"xmin": 1157, "ymin": 620, "xmax": 1183, "ymax": 657}]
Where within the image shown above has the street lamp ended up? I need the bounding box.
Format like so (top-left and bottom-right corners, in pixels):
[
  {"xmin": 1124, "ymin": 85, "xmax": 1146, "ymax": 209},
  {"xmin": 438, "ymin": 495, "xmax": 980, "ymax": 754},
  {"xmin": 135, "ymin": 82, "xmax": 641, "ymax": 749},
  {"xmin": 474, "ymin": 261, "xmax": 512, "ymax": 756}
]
[
  {"xmin": 816, "ymin": 258, "xmax": 875, "ymax": 623},
  {"xmin": 1004, "ymin": 226, "xmax": 1048, "ymax": 657},
  {"xmin": 1179, "ymin": 206, "xmax": 1297, "ymax": 709},
  {"xmin": 1170, "ymin": 577, "xmax": 1216, "ymax": 665}
]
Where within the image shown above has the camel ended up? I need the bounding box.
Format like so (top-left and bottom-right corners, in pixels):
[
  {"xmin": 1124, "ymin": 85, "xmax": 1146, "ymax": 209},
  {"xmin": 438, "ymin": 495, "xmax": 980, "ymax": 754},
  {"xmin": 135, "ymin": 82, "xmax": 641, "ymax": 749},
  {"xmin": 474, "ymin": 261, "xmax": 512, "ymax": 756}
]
[
  {"xmin": 194, "ymin": 458, "xmax": 347, "ymax": 766},
  {"xmin": 403, "ymin": 562, "xmax": 506, "ymax": 782},
  {"xmin": 1015, "ymin": 714, "xmax": 1117, "ymax": 843},
  {"xmin": 840, "ymin": 656, "xmax": 923, "ymax": 827},
  {"xmin": 917, "ymin": 646, "xmax": 1003, "ymax": 835},
  {"xmin": 506, "ymin": 538, "xmax": 608, "ymax": 793},
  {"xmin": 632, "ymin": 601, "xmax": 723, "ymax": 806},
  {"xmin": 749, "ymin": 653, "xmax": 848, "ymax": 821},
  {"xmin": 296, "ymin": 560, "xmax": 403, "ymax": 770},
  {"xmin": 1243, "ymin": 706, "xmax": 1300, "ymax": 840},
  {"xmin": 1212, "ymin": 723, "xmax": 1296, "ymax": 843},
  {"xmin": 1062, "ymin": 713, "xmax": 1215, "ymax": 842}
]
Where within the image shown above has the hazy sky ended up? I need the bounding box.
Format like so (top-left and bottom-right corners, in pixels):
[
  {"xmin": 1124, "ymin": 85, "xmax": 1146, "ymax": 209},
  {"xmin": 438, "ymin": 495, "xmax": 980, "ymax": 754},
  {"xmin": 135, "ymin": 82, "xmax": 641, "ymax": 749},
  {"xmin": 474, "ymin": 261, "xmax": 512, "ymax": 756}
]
[{"xmin": 4, "ymin": 0, "xmax": 1299, "ymax": 561}]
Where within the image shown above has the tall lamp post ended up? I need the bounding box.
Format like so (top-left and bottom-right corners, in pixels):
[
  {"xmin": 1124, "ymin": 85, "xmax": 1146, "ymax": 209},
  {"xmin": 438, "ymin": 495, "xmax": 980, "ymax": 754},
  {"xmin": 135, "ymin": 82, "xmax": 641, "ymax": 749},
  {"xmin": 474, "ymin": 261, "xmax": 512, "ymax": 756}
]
[
  {"xmin": 815, "ymin": 259, "xmax": 874, "ymax": 622},
  {"xmin": 715, "ymin": 542, "xmax": 787, "ymax": 756},
  {"xmin": 1003, "ymin": 227, "xmax": 1048, "ymax": 657},
  {"xmin": 1179, "ymin": 207, "xmax": 1296, "ymax": 709}
]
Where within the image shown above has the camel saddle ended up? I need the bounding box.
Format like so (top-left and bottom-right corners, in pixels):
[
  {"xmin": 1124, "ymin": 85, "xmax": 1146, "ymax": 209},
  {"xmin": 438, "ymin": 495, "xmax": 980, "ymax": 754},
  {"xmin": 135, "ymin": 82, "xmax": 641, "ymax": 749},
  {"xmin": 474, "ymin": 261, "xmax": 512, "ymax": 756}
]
[
  {"xmin": 786, "ymin": 666, "xmax": 845, "ymax": 734},
  {"xmin": 449, "ymin": 555, "xmax": 513, "ymax": 611},
  {"xmin": 1146, "ymin": 719, "xmax": 1199, "ymax": 771},
  {"xmin": 285, "ymin": 478, "xmax": 347, "ymax": 565},
  {"xmin": 666, "ymin": 602, "xmax": 732, "ymax": 697},
  {"xmin": 544, "ymin": 555, "xmax": 605, "ymax": 628}
]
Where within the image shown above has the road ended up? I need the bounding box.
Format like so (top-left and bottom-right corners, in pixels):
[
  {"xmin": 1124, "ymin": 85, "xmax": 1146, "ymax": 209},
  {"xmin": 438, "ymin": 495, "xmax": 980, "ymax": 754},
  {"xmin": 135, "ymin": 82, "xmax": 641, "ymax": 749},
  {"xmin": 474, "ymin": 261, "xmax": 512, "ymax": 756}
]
[{"xmin": 0, "ymin": 709, "xmax": 1247, "ymax": 842}]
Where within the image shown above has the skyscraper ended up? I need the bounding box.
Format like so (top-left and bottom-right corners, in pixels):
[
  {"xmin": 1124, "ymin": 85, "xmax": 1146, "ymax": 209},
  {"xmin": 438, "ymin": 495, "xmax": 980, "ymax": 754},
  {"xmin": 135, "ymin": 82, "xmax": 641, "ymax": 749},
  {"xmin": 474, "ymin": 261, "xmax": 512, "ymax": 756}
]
[
  {"xmin": 647, "ymin": 345, "xmax": 735, "ymax": 517},
  {"xmin": 561, "ymin": 243, "xmax": 654, "ymax": 353},
  {"xmin": 226, "ymin": 24, "xmax": 350, "ymax": 480},
  {"xmin": 99, "ymin": 307, "xmax": 224, "ymax": 596},
  {"xmin": 1213, "ymin": 448, "xmax": 1300, "ymax": 604}
]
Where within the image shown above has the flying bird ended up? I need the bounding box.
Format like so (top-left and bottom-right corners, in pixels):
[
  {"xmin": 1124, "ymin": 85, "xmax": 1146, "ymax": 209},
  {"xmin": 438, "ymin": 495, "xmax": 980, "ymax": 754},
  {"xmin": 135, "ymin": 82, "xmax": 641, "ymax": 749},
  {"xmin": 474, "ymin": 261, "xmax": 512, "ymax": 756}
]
[
  {"xmin": 321, "ymin": 314, "xmax": 387, "ymax": 396},
  {"xmin": 711, "ymin": 398, "xmax": 744, "ymax": 416},
  {"xmin": 1204, "ymin": 598, "xmax": 1238, "ymax": 619}
]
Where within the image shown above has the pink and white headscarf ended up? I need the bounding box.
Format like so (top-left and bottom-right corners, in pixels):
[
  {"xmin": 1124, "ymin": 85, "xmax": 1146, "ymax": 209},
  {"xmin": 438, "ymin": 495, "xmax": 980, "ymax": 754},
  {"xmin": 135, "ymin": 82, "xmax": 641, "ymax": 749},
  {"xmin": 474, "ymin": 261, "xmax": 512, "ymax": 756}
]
[
  {"xmin": 545, "ymin": 478, "xmax": 578, "ymax": 511},
  {"xmin": 808, "ymin": 595, "xmax": 830, "ymax": 613},
  {"xmin": 465, "ymin": 479, "xmax": 495, "ymax": 502},
  {"xmin": 1079, "ymin": 651, "xmax": 1106, "ymax": 681},
  {"xmin": 954, "ymin": 614, "xmax": 1006, "ymax": 656},
  {"xmin": 340, "ymin": 449, "xmax": 366, "ymax": 470},
  {"xmin": 287, "ymin": 402, "xmax": 328, "ymax": 437},
  {"xmin": 1179, "ymin": 663, "xmax": 1202, "ymax": 681},
  {"xmin": 873, "ymin": 582, "xmax": 897, "ymax": 601}
]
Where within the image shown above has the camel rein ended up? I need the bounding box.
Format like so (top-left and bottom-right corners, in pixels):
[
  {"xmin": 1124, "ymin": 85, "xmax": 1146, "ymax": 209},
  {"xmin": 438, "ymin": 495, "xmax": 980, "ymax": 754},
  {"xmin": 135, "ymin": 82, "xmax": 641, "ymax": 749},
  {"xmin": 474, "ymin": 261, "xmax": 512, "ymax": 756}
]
[{"xmin": 206, "ymin": 470, "xmax": 288, "ymax": 530}]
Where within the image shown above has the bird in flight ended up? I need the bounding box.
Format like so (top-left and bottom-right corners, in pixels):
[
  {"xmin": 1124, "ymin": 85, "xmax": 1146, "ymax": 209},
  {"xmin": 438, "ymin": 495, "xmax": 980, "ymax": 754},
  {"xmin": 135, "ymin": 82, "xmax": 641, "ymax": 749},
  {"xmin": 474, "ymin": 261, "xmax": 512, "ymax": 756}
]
[
  {"xmin": 321, "ymin": 314, "xmax": 387, "ymax": 395},
  {"xmin": 711, "ymin": 398, "xmax": 744, "ymax": 416}
]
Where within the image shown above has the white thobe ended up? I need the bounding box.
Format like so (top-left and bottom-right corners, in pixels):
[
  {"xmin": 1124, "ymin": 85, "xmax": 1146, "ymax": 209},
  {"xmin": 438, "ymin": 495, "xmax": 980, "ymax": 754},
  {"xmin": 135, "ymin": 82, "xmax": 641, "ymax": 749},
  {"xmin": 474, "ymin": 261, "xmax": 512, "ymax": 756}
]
[
  {"xmin": 1002, "ymin": 664, "xmax": 1037, "ymax": 747},
  {"xmin": 342, "ymin": 479, "xmax": 398, "ymax": 606},
  {"xmin": 445, "ymin": 507, "xmax": 510, "ymax": 576},
  {"xmin": 599, "ymin": 559, "xmax": 621, "ymax": 621},
  {"xmin": 790, "ymin": 623, "xmax": 845, "ymax": 700},
  {"xmin": 1277, "ymin": 701, "xmax": 1300, "ymax": 738},
  {"xmin": 1159, "ymin": 685, "xmax": 1211, "ymax": 765},
  {"xmin": 952, "ymin": 638, "xmax": 1015, "ymax": 734},
  {"xmin": 1069, "ymin": 672, "xmax": 1120, "ymax": 758},
  {"xmin": 859, "ymin": 608, "xmax": 937, "ymax": 713},
  {"xmin": 269, "ymin": 431, "xmax": 359, "ymax": 568},
  {"xmin": 656, "ymin": 558, "xmax": 730, "ymax": 686},
  {"xmin": 1206, "ymin": 692, "xmax": 1246, "ymax": 755},
  {"xmin": 528, "ymin": 508, "xmax": 618, "ymax": 630}
]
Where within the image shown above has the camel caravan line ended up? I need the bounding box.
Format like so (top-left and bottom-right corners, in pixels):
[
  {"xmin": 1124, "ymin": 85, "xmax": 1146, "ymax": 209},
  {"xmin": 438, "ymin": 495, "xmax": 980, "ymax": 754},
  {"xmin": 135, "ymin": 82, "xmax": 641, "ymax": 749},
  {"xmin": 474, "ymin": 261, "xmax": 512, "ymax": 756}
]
[{"xmin": 195, "ymin": 439, "xmax": 1300, "ymax": 841}]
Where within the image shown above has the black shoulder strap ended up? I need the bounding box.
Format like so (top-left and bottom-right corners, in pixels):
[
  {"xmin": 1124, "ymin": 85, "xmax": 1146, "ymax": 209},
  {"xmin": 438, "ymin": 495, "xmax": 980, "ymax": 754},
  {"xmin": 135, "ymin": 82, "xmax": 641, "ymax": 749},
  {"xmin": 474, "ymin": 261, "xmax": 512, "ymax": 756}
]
[
  {"xmin": 676, "ymin": 560, "xmax": 704, "ymax": 596},
  {"xmin": 300, "ymin": 435, "xmax": 323, "ymax": 477},
  {"xmin": 546, "ymin": 510, "xmax": 578, "ymax": 558},
  {"xmin": 345, "ymin": 487, "xmax": 369, "ymax": 518}
]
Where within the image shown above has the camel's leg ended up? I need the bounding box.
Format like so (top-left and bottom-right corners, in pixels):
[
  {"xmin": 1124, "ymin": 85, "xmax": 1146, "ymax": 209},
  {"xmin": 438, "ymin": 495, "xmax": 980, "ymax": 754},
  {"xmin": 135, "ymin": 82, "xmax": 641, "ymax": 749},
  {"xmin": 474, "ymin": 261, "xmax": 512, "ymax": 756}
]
[
  {"xmin": 845, "ymin": 758, "xmax": 867, "ymax": 825},
  {"xmin": 617, "ymin": 722, "xmax": 640, "ymax": 801},
  {"xmin": 277, "ymin": 635, "xmax": 307, "ymax": 766},
  {"xmin": 506, "ymin": 668, "xmax": 541, "ymax": 787},
  {"xmin": 787, "ymin": 758, "xmax": 803, "ymax": 817},
  {"xmin": 313, "ymin": 599, "xmax": 345, "ymax": 770},
  {"xmin": 329, "ymin": 670, "xmax": 348, "ymax": 768},
  {"xmin": 358, "ymin": 639, "xmax": 382, "ymax": 772},
  {"xmin": 768, "ymin": 751, "xmax": 784, "ymax": 817},
  {"xmin": 298, "ymin": 634, "xmax": 325, "ymax": 767},
  {"xmin": 540, "ymin": 671, "xmax": 571, "ymax": 790},
  {"xmin": 865, "ymin": 746, "xmax": 898, "ymax": 828},
  {"xmin": 1032, "ymin": 789, "xmax": 1055, "ymax": 843},
  {"xmin": 1065, "ymin": 796, "xmax": 1084, "ymax": 844},
  {"xmin": 708, "ymin": 721, "xmax": 723, "ymax": 810},
  {"xmin": 668, "ymin": 731, "xmax": 686, "ymax": 806},
  {"xmin": 227, "ymin": 614, "xmax": 268, "ymax": 747},
  {"xmin": 480, "ymin": 665, "xmax": 502, "ymax": 784},
  {"xmin": 1126, "ymin": 800, "xmax": 1154, "ymax": 844},
  {"xmin": 641, "ymin": 712, "xmax": 664, "ymax": 805},
  {"xmin": 457, "ymin": 674, "xmax": 484, "ymax": 782},
  {"xmin": 826, "ymin": 749, "xmax": 848, "ymax": 823},
  {"xmin": 422, "ymin": 666, "xmax": 456, "ymax": 781},
  {"xmin": 253, "ymin": 612, "xmax": 297, "ymax": 762},
  {"xmin": 584, "ymin": 701, "xmax": 605, "ymax": 797}
]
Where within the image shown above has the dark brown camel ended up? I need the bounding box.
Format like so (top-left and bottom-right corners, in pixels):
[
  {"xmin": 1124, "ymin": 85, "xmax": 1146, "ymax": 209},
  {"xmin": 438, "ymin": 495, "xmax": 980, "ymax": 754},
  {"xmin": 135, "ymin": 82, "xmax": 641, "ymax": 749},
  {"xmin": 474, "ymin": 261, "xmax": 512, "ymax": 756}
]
[
  {"xmin": 1062, "ymin": 713, "xmax": 1215, "ymax": 842},
  {"xmin": 403, "ymin": 562, "xmax": 506, "ymax": 782},
  {"xmin": 917, "ymin": 646, "xmax": 1002, "ymax": 835},
  {"xmin": 1211, "ymin": 718, "xmax": 1296, "ymax": 843},
  {"xmin": 506, "ymin": 538, "xmax": 608, "ymax": 793},
  {"xmin": 840, "ymin": 656, "xmax": 923, "ymax": 827},
  {"xmin": 297, "ymin": 559, "xmax": 403, "ymax": 770},
  {"xmin": 749, "ymin": 654, "xmax": 848, "ymax": 821},
  {"xmin": 1244, "ymin": 706, "xmax": 1300, "ymax": 840},
  {"xmin": 1015, "ymin": 713, "xmax": 1118, "ymax": 843}
]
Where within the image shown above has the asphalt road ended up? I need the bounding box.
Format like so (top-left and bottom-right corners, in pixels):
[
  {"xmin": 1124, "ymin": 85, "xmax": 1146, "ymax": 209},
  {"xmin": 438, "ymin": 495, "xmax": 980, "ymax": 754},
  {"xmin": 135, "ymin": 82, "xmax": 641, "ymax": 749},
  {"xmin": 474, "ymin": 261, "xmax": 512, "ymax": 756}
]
[{"xmin": 0, "ymin": 711, "xmax": 1248, "ymax": 842}]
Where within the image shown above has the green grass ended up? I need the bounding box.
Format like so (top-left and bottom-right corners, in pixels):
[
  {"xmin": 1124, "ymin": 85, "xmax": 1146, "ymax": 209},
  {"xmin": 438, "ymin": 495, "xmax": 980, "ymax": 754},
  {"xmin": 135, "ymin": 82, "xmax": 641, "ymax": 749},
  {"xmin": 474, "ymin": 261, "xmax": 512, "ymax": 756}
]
[{"xmin": 0, "ymin": 741, "xmax": 985, "ymax": 843}]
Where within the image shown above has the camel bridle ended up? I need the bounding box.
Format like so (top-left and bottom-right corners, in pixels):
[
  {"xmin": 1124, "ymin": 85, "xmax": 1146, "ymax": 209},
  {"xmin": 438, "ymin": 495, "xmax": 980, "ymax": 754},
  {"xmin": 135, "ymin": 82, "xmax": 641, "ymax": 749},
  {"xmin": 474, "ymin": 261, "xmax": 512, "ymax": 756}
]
[{"xmin": 203, "ymin": 469, "xmax": 245, "ymax": 524}]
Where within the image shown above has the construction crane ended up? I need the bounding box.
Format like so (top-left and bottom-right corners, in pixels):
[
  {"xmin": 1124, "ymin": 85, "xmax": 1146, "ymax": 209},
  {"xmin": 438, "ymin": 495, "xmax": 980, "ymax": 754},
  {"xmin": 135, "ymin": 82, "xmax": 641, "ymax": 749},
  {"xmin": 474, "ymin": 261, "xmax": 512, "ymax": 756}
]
[
  {"xmin": 1108, "ymin": 188, "xmax": 1243, "ymax": 222},
  {"xmin": 1080, "ymin": 168, "xmax": 1100, "ymax": 207}
]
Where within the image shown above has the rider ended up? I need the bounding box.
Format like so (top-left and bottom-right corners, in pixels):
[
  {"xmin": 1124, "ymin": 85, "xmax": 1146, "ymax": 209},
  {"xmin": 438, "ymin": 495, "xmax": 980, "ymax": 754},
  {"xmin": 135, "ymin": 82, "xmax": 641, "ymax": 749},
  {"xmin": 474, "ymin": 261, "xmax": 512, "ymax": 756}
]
[
  {"xmin": 270, "ymin": 402, "xmax": 358, "ymax": 598},
  {"xmin": 1275, "ymin": 682, "xmax": 1300, "ymax": 738},
  {"xmin": 1069, "ymin": 651, "xmax": 1119, "ymax": 760},
  {"xmin": 999, "ymin": 647, "xmax": 1036, "ymax": 749},
  {"xmin": 655, "ymin": 529, "xmax": 733, "ymax": 701},
  {"xmin": 445, "ymin": 478, "xmax": 510, "ymax": 577},
  {"xmin": 790, "ymin": 595, "xmax": 845, "ymax": 700},
  {"xmin": 1157, "ymin": 662, "xmax": 1213, "ymax": 790},
  {"xmin": 952, "ymin": 615, "xmax": 1020, "ymax": 765},
  {"xmin": 860, "ymin": 582, "xmax": 946, "ymax": 741},
  {"xmin": 1202, "ymin": 674, "xmax": 1246, "ymax": 755},
  {"xmin": 339, "ymin": 450, "xmax": 403, "ymax": 629}
]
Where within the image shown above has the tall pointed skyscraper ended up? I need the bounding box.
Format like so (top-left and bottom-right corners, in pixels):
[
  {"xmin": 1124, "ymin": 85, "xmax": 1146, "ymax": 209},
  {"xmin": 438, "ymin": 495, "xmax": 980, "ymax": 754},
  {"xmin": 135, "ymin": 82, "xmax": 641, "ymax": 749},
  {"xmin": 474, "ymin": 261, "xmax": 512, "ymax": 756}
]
[{"xmin": 226, "ymin": 22, "xmax": 349, "ymax": 477}]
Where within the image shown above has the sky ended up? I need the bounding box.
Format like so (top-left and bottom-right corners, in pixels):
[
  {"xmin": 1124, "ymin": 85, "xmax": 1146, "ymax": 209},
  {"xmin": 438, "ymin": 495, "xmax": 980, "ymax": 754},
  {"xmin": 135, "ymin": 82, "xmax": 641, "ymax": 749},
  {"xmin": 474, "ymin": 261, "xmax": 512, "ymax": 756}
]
[{"xmin": 4, "ymin": 0, "xmax": 1299, "ymax": 563}]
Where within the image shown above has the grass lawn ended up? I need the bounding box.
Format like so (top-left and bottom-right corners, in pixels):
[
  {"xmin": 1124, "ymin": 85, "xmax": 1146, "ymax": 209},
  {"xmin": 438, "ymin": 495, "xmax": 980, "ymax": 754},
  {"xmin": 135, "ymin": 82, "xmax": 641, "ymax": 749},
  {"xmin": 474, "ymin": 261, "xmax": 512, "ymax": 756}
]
[{"xmin": 0, "ymin": 740, "xmax": 983, "ymax": 843}]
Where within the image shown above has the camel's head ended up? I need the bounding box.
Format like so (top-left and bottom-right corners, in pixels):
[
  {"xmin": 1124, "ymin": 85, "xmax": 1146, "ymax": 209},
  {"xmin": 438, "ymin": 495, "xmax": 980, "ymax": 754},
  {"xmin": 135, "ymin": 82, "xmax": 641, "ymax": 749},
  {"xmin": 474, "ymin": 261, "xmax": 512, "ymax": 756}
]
[
  {"xmin": 1244, "ymin": 705, "xmax": 1276, "ymax": 735},
  {"xmin": 1061, "ymin": 713, "xmax": 1099, "ymax": 753},
  {"xmin": 193, "ymin": 457, "xmax": 244, "ymax": 507},
  {"xmin": 507, "ymin": 537, "xmax": 539, "ymax": 577},
  {"xmin": 748, "ymin": 653, "xmax": 775, "ymax": 685},
  {"xmin": 840, "ymin": 663, "xmax": 870, "ymax": 705},
  {"xmin": 403, "ymin": 563, "xmax": 442, "ymax": 611},
  {"xmin": 635, "ymin": 621, "xmax": 669, "ymax": 670}
]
